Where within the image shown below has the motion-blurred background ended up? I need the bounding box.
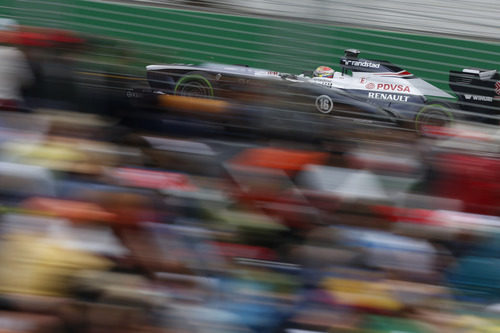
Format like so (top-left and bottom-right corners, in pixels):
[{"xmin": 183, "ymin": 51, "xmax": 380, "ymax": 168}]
[{"xmin": 0, "ymin": 1, "xmax": 498, "ymax": 333}]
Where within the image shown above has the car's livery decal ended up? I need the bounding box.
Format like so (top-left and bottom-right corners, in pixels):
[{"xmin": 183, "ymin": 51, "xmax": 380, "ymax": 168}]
[
  {"xmin": 315, "ymin": 95, "xmax": 334, "ymax": 113},
  {"xmin": 367, "ymin": 92, "xmax": 410, "ymax": 102},
  {"xmin": 495, "ymin": 81, "xmax": 500, "ymax": 95},
  {"xmin": 371, "ymin": 70, "xmax": 414, "ymax": 78},
  {"xmin": 368, "ymin": 83, "xmax": 411, "ymax": 92}
]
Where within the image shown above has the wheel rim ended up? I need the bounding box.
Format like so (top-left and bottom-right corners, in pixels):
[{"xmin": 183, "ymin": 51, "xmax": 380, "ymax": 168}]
[
  {"xmin": 420, "ymin": 110, "xmax": 448, "ymax": 127},
  {"xmin": 178, "ymin": 81, "xmax": 211, "ymax": 97},
  {"xmin": 416, "ymin": 104, "xmax": 453, "ymax": 134}
]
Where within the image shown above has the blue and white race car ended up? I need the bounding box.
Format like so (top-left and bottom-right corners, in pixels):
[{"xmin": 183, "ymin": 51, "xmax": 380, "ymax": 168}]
[{"xmin": 144, "ymin": 49, "xmax": 456, "ymax": 131}]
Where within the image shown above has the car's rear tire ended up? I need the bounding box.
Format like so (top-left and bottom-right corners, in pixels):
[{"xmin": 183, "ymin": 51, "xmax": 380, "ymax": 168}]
[
  {"xmin": 174, "ymin": 72, "xmax": 214, "ymax": 97},
  {"xmin": 415, "ymin": 101, "xmax": 454, "ymax": 135}
]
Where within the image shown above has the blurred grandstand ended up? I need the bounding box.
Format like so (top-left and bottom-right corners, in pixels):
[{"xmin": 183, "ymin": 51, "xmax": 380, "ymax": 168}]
[{"xmin": 0, "ymin": 1, "xmax": 498, "ymax": 332}]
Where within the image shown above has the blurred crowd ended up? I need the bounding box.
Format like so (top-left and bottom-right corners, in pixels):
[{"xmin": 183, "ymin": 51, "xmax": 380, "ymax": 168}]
[{"xmin": 2, "ymin": 18, "xmax": 500, "ymax": 333}]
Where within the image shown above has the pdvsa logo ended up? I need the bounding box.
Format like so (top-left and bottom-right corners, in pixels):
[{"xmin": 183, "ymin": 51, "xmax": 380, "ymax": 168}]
[
  {"xmin": 375, "ymin": 83, "xmax": 410, "ymax": 92},
  {"xmin": 365, "ymin": 83, "xmax": 410, "ymax": 92}
]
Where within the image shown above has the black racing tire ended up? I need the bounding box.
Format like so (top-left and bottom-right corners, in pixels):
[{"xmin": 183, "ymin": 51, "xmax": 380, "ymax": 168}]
[
  {"xmin": 415, "ymin": 101, "xmax": 455, "ymax": 135},
  {"xmin": 174, "ymin": 71, "xmax": 214, "ymax": 97}
]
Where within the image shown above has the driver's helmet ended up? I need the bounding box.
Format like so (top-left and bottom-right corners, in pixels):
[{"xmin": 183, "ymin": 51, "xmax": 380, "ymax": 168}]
[{"xmin": 313, "ymin": 66, "xmax": 334, "ymax": 78}]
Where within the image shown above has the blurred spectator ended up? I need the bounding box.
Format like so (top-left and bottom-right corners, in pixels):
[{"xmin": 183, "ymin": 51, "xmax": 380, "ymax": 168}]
[
  {"xmin": 14, "ymin": 28, "xmax": 86, "ymax": 112},
  {"xmin": 0, "ymin": 24, "xmax": 33, "ymax": 112}
]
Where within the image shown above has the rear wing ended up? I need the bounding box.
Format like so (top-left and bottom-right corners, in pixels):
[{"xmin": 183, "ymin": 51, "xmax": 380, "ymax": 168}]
[{"xmin": 449, "ymin": 69, "xmax": 500, "ymax": 98}]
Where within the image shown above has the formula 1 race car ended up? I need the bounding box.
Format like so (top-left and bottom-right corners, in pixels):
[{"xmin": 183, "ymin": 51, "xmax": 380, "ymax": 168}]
[
  {"xmin": 126, "ymin": 74, "xmax": 401, "ymax": 141},
  {"xmin": 143, "ymin": 50, "xmax": 457, "ymax": 132}
]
